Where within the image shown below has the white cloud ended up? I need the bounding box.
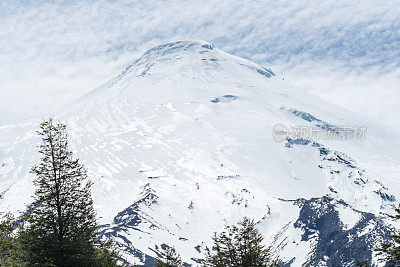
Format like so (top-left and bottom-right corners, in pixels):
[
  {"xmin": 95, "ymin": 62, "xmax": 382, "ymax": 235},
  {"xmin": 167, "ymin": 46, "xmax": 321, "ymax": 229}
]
[
  {"xmin": 275, "ymin": 62, "xmax": 400, "ymax": 132},
  {"xmin": 0, "ymin": 0, "xmax": 399, "ymax": 129}
]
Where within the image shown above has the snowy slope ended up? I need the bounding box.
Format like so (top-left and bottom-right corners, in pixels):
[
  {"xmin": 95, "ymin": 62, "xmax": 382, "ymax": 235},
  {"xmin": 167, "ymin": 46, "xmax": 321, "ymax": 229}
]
[{"xmin": 1, "ymin": 41, "xmax": 399, "ymax": 266}]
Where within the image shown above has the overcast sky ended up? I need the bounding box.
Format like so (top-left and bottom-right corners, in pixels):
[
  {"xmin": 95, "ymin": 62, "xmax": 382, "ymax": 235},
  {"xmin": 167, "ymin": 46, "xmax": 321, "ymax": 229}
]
[{"xmin": 1, "ymin": 0, "xmax": 399, "ymax": 130}]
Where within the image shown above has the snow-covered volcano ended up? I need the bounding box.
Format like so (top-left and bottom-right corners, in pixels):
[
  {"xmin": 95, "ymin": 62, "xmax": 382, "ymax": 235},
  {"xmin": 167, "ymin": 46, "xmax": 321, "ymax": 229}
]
[{"xmin": 1, "ymin": 41, "xmax": 399, "ymax": 266}]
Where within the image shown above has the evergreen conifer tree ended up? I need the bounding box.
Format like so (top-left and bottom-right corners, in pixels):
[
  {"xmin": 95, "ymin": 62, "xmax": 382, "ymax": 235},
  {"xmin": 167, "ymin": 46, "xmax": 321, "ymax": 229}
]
[
  {"xmin": 204, "ymin": 217, "xmax": 277, "ymax": 267},
  {"xmin": 20, "ymin": 118, "xmax": 120, "ymax": 266},
  {"xmin": 155, "ymin": 245, "xmax": 183, "ymax": 267},
  {"xmin": 376, "ymin": 206, "xmax": 400, "ymax": 266},
  {"xmin": 0, "ymin": 213, "xmax": 26, "ymax": 266}
]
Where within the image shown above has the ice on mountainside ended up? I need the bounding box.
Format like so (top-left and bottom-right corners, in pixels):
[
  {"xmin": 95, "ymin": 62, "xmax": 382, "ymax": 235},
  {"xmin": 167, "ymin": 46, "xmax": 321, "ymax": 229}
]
[{"xmin": 1, "ymin": 40, "xmax": 400, "ymax": 266}]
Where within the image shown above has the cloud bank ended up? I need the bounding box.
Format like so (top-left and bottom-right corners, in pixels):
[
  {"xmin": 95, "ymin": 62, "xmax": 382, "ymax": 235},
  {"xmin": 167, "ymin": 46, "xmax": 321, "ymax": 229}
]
[{"xmin": 0, "ymin": 0, "xmax": 399, "ymax": 129}]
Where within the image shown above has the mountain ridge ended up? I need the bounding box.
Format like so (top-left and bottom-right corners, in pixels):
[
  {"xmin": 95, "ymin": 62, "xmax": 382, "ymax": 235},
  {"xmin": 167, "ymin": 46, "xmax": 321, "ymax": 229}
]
[{"xmin": 1, "ymin": 40, "xmax": 399, "ymax": 266}]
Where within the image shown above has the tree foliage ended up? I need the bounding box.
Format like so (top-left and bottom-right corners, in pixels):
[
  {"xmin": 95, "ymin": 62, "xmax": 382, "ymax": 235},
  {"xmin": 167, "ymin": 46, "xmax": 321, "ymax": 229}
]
[
  {"xmin": 19, "ymin": 118, "xmax": 121, "ymax": 266},
  {"xmin": 204, "ymin": 217, "xmax": 278, "ymax": 267},
  {"xmin": 0, "ymin": 213, "xmax": 26, "ymax": 266},
  {"xmin": 155, "ymin": 245, "xmax": 183, "ymax": 267},
  {"xmin": 376, "ymin": 206, "xmax": 400, "ymax": 266}
]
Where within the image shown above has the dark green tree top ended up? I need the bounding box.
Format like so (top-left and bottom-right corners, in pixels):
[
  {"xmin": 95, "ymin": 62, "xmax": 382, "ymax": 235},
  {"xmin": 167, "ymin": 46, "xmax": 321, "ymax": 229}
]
[
  {"xmin": 376, "ymin": 206, "xmax": 400, "ymax": 266},
  {"xmin": 156, "ymin": 245, "xmax": 183, "ymax": 267},
  {"xmin": 0, "ymin": 213, "xmax": 26, "ymax": 266},
  {"xmin": 20, "ymin": 118, "xmax": 120, "ymax": 266},
  {"xmin": 204, "ymin": 217, "xmax": 278, "ymax": 267}
]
